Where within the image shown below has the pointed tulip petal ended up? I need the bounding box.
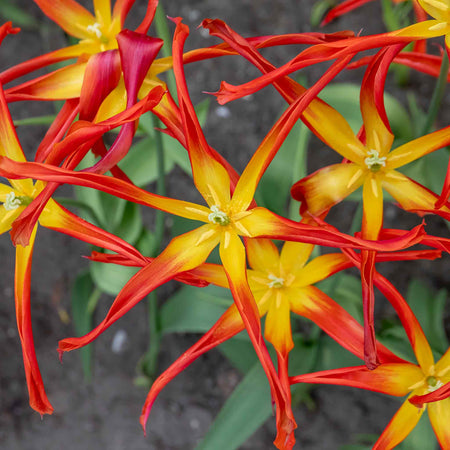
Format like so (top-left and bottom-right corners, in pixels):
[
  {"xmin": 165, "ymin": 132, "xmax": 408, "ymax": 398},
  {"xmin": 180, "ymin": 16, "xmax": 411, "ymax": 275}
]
[
  {"xmin": 290, "ymin": 286, "xmax": 401, "ymax": 363},
  {"xmin": 321, "ymin": 0, "xmax": 374, "ymax": 25},
  {"xmin": 387, "ymin": 125, "xmax": 450, "ymax": 169},
  {"xmin": 0, "ymin": 157, "xmax": 211, "ymax": 224},
  {"xmin": 373, "ymin": 396, "xmax": 424, "ymax": 450},
  {"xmin": 246, "ymin": 238, "xmax": 280, "ymax": 272},
  {"xmin": 14, "ymin": 226, "xmax": 54, "ymax": 415},
  {"xmin": 382, "ymin": 170, "xmax": 450, "ymax": 220},
  {"xmin": 427, "ymin": 398, "xmax": 450, "ymax": 448},
  {"xmin": 291, "ymin": 163, "xmax": 365, "ymax": 217},
  {"xmin": 239, "ymin": 207, "xmax": 424, "ymax": 251},
  {"xmin": 34, "ymin": 0, "xmax": 96, "ymax": 39},
  {"xmin": 141, "ymin": 304, "xmax": 245, "ymax": 431},
  {"xmin": 293, "ymin": 253, "xmax": 350, "ymax": 287},
  {"xmin": 59, "ymin": 226, "xmax": 219, "ymax": 353},
  {"xmin": 342, "ymin": 248, "xmax": 435, "ymax": 372},
  {"xmin": 279, "ymin": 241, "xmax": 314, "ymax": 274},
  {"xmin": 39, "ymin": 199, "xmax": 146, "ymax": 264},
  {"xmin": 5, "ymin": 62, "xmax": 87, "ymax": 101},
  {"xmin": 264, "ymin": 291, "xmax": 294, "ymax": 354},
  {"xmin": 172, "ymin": 19, "xmax": 232, "ymax": 208},
  {"xmin": 291, "ymin": 364, "xmax": 423, "ymax": 397},
  {"xmin": 219, "ymin": 231, "xmax": 297, "ymax": 449}
]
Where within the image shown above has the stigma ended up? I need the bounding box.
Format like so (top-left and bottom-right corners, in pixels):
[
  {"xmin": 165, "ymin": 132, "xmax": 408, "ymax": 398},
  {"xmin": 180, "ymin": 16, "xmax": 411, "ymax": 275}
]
[
  {"xmin": 268, "ymin": 274, "xmax": 284, "ymax": 289},
  {"xmin": 364, "ymin": 150, "xmax": 387, "ymax": 172},
  {"xmin": 4, "ymin": 192, "xmax": 23, "ymax": 211},
  {"xmin": 426, "ymin": 376, "xmax": 444, "ymax": 393},
  {"xmin": 208, "ymin": 205, "xmax": 230, "ymax": 226}
]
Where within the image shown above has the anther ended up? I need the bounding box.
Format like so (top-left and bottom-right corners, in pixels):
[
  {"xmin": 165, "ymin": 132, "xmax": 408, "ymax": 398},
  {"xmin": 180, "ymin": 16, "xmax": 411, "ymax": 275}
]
[
  {"xmin": 208, "ymin": 205, "xmax": 230, "ymax": 226},
  {"xmin": 364, "ymin": 150, "xmax": 387, "ymax": 172},
  {"xmin": 87, "ymin": 23, "xmax": 103, "ymax": 38},
  {"xmin": 268, "ymin": 274, "xmax": 284, "ymax": 289}
]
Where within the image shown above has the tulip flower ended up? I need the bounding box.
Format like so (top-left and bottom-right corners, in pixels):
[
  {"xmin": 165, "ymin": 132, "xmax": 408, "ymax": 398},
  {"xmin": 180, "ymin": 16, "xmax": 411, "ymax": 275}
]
[{"xmin": 291, "ymin": 253, "xmax": 450, "ymax": 448}]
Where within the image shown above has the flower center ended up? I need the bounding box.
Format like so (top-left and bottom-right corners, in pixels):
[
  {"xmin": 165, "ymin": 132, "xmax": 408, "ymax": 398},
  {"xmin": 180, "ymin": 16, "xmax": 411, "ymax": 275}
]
[
  {"xmin": 3, "ymin": 191, "xmax": 30, "ymax": 211},
  {"xmin": 208, "ymin": 205, "xmax": 230, "ymax": 226},
  {"xmin": 426, "ymin": 376, "xmax": 444, "ymax": 393},
  {"xmin": 268, "ymin": 274, "xmax": 284, "ymax": 289},
  {"xmin": 364, "ymin": 150, "xmax": 387, "ymax": 172},
  {"xmin": 87, "ymin": 22, "xmax": 103, "ymax": 39}
]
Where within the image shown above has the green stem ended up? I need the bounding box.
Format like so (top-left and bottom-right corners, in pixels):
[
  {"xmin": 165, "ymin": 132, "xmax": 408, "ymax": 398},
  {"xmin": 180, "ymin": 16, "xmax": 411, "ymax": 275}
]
[
  {"xmin": 153, "ymin": 2, "xmax": 178, "ymax": 101},
  {"xmin": 421, "ymin": 51, "xmax": 449, "ymax": 136},
  {"xmin": 142, "ymin": 115, "xmax": 167, "ymax": 380}
]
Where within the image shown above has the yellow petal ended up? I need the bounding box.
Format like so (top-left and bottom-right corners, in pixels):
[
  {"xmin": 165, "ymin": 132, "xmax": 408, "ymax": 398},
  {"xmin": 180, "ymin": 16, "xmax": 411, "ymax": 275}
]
[
  {"xmin": 387, "ymin": 125, "xmax": 450, "ymax": 169},
  {"xmin": 246, "ymin": 238, "xmax": 280, "ymax": 272},
  {"xmin": 373, "ymin": 395, "xmax": 425, "ymax": 449},
  {"xmin": 279, "ymin": 241, "xmax": 314, "ymax": 274},
  {"xmin": 362, "ymin": 175, "xmax": 383, "ymax": 240},
  {"xmin": 428, "ymin": 397, "xmax": 450, "ymax": 448},
  {"xmin": 264, "ymin": 291, "xmax": 293, "ymax": 354}
]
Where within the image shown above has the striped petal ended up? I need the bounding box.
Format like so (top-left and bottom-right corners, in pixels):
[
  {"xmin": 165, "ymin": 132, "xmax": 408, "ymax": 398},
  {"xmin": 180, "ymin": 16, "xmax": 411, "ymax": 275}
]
[
  {"xmin": 293, "ymin": 253, "xmax": 350, "ymax": 287},
  {"xmin": 239, "ymin": 206, "xmax": 424, "ymax": 251},
  {"xmin": 39, "ymin": 199, "xmax": 145, "ymax": 264},
  {"xmin": 427, "ymin": 398, "xmax": 450, "ymax": 448},
  {"xmin": 0, "ymin": 158, "xmax": 211, "ymax": 224},
  {"xmin": 409, "ymin": 381, "xmax": 450, "ymax": 407},
  {"xmin": 14, "ymin": 226, "xmax": 54, "ymax": 415},
  {"xmin": 362, "ymin": 175, "xmax": 383, "ymax": 240},
  {"xmin": 219, "ymin": 231, "xmax": 297, "ymax": 448},
  {"xmin": 172, "ymin": 19, "xmax": 232, "ymax": 208},
  {"xmin": 5, "ymin": 62, "xmax": 87, "ymax": 101},
  {"xmin": 93, "ymin": 0, "xmax": 111, "ymax": 26},
  {"xmin": 387, "ymin": 125, "xmax": 450, "ymax": 169},
  {"xmin": 373, "ymin": 396, "xmax": 425, "ymax": 450},
  {"xmin": 264, "ymin": 291, "xmax": 293, "ymax": 354},
  {"xmin": 291, "ymin": 286, "xmax": 402, "ymax": 364},
  {"xmin": 59, "ymin": 225, "xmax": 220, "ymax": 353},
  {"xmin": 360, "ymin": 45, "xmax": 403, "ymax": 157},
  {"xmin": 140, "ymin": 303, "xmax": 245, "ymax": 432},
  {"xmin": 382, "ymin": 170, "xmax": 450, "ymax": 220},
  {"xmin": 417, "ymin": 0, "xmax": 450, "ymax": 22},
  {"xmin": 279, "ymin": 241, "xmax": 314, "ymax": 274},
  {"xmin": 322, "ymin": 0, "xmax": 374, "ymax": 25},
  {"xmin": 342, "ymin": 248, "xmax": 435, "ymax": 372},
  {"xmin": 291, "ymin": 163, "xmax": 365, "ymax": 217},
  {"xmin": 34, "ymin": 0, "xmax": 96, "ymax": 39},
  {"xmin": 246, "ymin": 238, "xmax": 280, "ymax": 272},
  {"xmin": 291, "ymin": 364, "xmax": 424, "ymax": 397}
]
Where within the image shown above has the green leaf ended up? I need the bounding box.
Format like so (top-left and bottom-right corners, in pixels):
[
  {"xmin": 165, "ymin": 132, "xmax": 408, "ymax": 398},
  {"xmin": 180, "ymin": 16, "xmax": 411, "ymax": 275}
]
[
  {"xmin": 118, "ymin": 136, "xmax": 175, "ymax": 187},
  {"xmin": 90, "ymin": 260, "xmax": 139, "ymax": 296},
  {"xmin": 112, "ymin": 202, "xmax": 143, "ymax": 246},
  {"xmin": 406, "ymin": 279, "xmax": 448, "ymax": 355},
  {"xmin": 256, "ymin": 121, "xmax": 309, "ymax": 216},
  {"xmin": 319, "ymin": 83, "xmax": 413, "ymax": 140},
  {"xmin": 0, "ymin": 4, "xmax": 39, "ymax": 27},
  {"xmin": 219, "ymin": 338, "xmax": 258, "ymax": 374},
  {"xmin": 71, "ymin": 272, "xmax": 98, "ymax": 380},
  {"xmin": 195, "ymin": 363, "xmax": 271, "ymax": 450},
  {"xmin": 160, "ymin": 285, "xmax": 233, "ymax": 334},
  {"xmin": 197, "ymin": 335, "xmax": 317, "ymax": 450}
]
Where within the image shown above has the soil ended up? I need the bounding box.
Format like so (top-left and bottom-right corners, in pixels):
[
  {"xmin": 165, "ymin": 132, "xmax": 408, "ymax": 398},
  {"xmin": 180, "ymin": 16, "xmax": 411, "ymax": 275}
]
[{"xmin": 0, "ymin": 1, "xmax": 447, "ymax": 449}]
